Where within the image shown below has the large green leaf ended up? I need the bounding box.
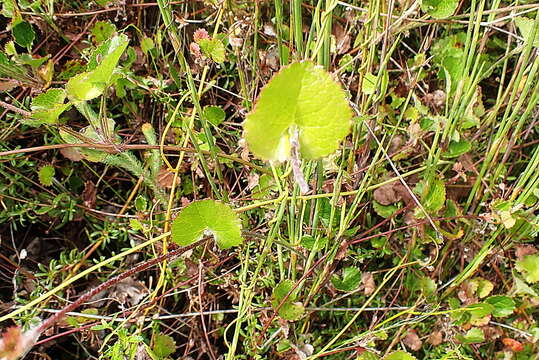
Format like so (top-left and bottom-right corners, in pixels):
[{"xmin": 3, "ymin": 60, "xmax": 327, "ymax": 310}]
[
  {"xmin": 244, "ymin": 61, "xmax": 352, "ymax": 161},
  {"xmin": 171, "ymin": 199, "xmax": 243, "ymax": 249},
  {"xmin": 66, "ymin": 34, "xmax": 129, "ymax": 101},
  {"xmin": 29, "ymin": 88, "xmax": 71, "ymax": 125}
]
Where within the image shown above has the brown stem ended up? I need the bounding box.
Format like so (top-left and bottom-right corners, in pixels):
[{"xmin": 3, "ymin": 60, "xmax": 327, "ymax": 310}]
[{"xmin": 36, "ymin": 237, "xmax": 210, "ymax": 335}]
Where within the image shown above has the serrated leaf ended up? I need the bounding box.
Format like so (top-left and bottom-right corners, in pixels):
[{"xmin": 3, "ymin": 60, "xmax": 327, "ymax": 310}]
[
  {"xmin": 66, "ymin": 34, "xmax": 129, "ymax": 101},
  {"xmin": 244, "ymin": 61, "xmax": 352, "ymax": 161},
  {"xmin": 485, "ymin": 295, "xmax": 515, "ymax": 317},
  {"xmin": 416, "ymin": 178, "xmax": 446, "ymax": 218},
  {"xmin": 421, "ymin": 0, "xmax": 458, "ymax": 19},
  {"xmin": 515, "ymin": 17, "xmax": 539, "ymax": 48},
  {"xmin": 515, "ymin": 254, "xmax": 539, "ymax": 283},
  {"xmin": 331, "ymin": 266, "xmax": 361, "ymax": 292},
  {"xmin": 171, "ymin": 199, "xmax": 242, "ymax": 249},
  {"xmin": 203, "ymin": 105, "xmax": 226, "ymax": 126},
  {"xmin": 152, "ymin": 333, "xmax": 176, "ymax": 358},
  {"xmin": 382, "ymin": 350, "xmax": 417, "ymax": 360},
  {"xmin": 29, "ymin": 88, "xmax": 71, "ymax": 125},
  {"xmin": 198, "ymin": 38, "xmax": 226, "ymax": 63},
  {"xmin": 12, "ymin": 20, "xmax": 35, "ymax": 47},
  {"xmin": 38, "ymin": 165, "xmax": 55, "ymax": 187}
]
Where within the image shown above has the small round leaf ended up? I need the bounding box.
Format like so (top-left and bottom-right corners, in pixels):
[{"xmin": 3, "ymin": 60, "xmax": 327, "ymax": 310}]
[{"xmin": 171, "ymin": 199, "xmax": 243, "ymax": 249}]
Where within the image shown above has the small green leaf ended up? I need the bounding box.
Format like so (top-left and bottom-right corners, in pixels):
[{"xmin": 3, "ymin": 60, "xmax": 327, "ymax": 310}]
[
  {"xmin": 198, "ymin": 38, "xmax": 226, "ymax": 63},
  {"xmin": 141, "ymin": 36, "xmax": 155, "ymax": 54},
  {"xmin": 91, "ymin": 21, "xmax": 117, "ymax": 44},
  {"xmin": 465, "ymin": 302, "xmax": 494, "ymax": 321},
  {"xmin": 373, "ymin": 200, "xmax": 400, "ymax": 218},
  {"xmin": 485, "ymin": 295, "xmax": 515, "ymax": 317},
  {"xmin": 272, "ymin": 280, "xmax": 304, "ymax": 321},
  {"xmin": 300, "ymin": 235, "xmax": 328, "ymax": 251},
  {"xmin": 278, "ymin": 302, "xmax": 304, "ymax": 321},
  {"xmin": 445, "ymin": 140, "xmax": 471, "ymax": 158},
  {"xmin": 171, "ymin": 199, "xmax": 243, "ymax": 249},
  {"xmin": 273, "ymin": 280, "xmax": 299, "ymax": 303},
  {"xmin": 415, "ymin": 178, "xmax": 446, "ymax": 218},
  {"xmin": 134, "ymin": 195, "xmax": 147, "ymax": 212},
  {"xmin": 152, "ymin": 333, "xmax": 177, "ymax": 358},
  {"xmin": 244, "ymin": 61, "xmax": 352, "ymax": 161},
  {"xmin": 515, "ymin": 17, "xmax": 539, "ymax": 48},
  {"xmin": 38, "ymin": 165, "xmax": 55, "ymax": 187},
  {"xmin": 421, "ymin": 0, "xmax": 458, "ymax": 19},
  {"xmin": 12, "ymin": 20, "xmax": 35, "ymax": 47},
  {"xmin": 29, "ymin": 88, "xmax": 71, "ymax": 125},
  {"xmin": 331, "ymin": 266, "xmax": 361, "ymax": 292},
  {"xmin": 66, "ymin": 34, "xmax": 129, "ymax": 101},
  {"xmin": 382, "ymin": 350, "xmax": 417, "ymax": 360},
  {"xmin": 456, "ymin": 327, "xmax": 485, "ymax": 344},
  {"xmin": 203, "ymin": 105, "xmax": 226, "ymax": 126},
  {"xmin": 515, "ymin": 254, "xmax": 539, "ymax": 283}
]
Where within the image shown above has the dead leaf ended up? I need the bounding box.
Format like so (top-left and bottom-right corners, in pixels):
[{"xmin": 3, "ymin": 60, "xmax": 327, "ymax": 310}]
[
  {"xmin": 333, "ymin": 23, "xmax": 351, "ymax": 54},
  {"xmin": 402, "ymin": 329, "xmax": 422, "ymax": 351},
  {"xmin": 502, "ymin": 338, "xmax": 524, "ymax": 352},
  {"xmin": 247, "ymin": 172, "xmax": 259, "ymax": 190},
  {"xmin": 373, "ymin": 182, "xmax": 402, "ymax": 205},
  {"xmin": 60, "ymin": 147, "xmax": 83, "ymax": 161},
  {"xmin": 157, "ymin": 167, "xmax": 176, "ymax": 189},
  {"xmin": 82, "ymin": 181, "xmax": 97, "ymax": 209},
  {"xmin": 515, "ymin": 245, "xmax": 537, "ymax": 261},
  {"xmin": 427, "ymin": 331, "xmax": 442, "ymax": 346},
  {"xmin": 362, "ymin": 272, "xmax": 376, "ymax": 296}
]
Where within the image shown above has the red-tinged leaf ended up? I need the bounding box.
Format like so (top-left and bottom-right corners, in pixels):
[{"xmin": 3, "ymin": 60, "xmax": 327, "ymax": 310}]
[
  {"xmin": 502, "ymin": 338, "xmax": 524, "ymax": 352},
  {"xmin": 0, "ymin": 326, "xmax": 41, "ymax": 360}
]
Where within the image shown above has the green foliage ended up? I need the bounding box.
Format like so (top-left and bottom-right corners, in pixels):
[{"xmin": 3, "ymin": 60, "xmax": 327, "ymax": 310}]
[
  {"xmin": 152, "ymin": 333, "xmax": 177, "ymax": 358},
  {"xmin": 171, "ymin": 200, "xmax": 243, "ymax": 249},
  {"xmin": 203, "ymin": 105, "xmax": 226, "ymax": 126},
  {"xmin": 515, "ymin": 254, "xmax": 539, "ymax": 283},
  {"xmin": 485, "ymin": 295, "xmax": 515, "ymax": 317},
  {"xmin": 331, "ymin": 266, "xmax": 361, "ymax": 292},
  {"xmin": 272, "ymin": 280, "xmax": 305, "ymax": 321},
  {"xmin": 456, "ymin": 327, "xmax": 485, "ymax": 344},
  {"xmin": 198, "ymin": 38, "xmax": 226, "ymax": 63},
  {"xmin": 12, "ymin": 20, "xmax": 34, "ymax": 47},
  {"xmin": 38, "ymin": 165, "xmax": 55, "ymax": 187},
  {"xmin": 244, "ymin": 61, "xmax": 352, "ymax": 161},
  {"xmin": 29, "ymin": 89, "xmax": 71, "ymax": 125},
  {"xmin": 421, "ymin": 0, "xmax": 459, "ymax": 19},
  {"xmin": 66, "ymin": 34, "xmax": 129, "ymax": 101},
  {"xmin": 415, "ymin": 178, "xmax": 446, "ymax": 218},
  {"xmin": 383, "ymin": 351, "xmax": 417, "ymax": 360},
  {"xmin": 91, "ymin": 21, "xmax": 117, "ymax": 44},
  {"xmin": 445, "ymin": 140, "xmax": 471, "ymax": 158},
  {"xmin": 515, "ymin": 17, "xmax": 539, "ymax": 48}
]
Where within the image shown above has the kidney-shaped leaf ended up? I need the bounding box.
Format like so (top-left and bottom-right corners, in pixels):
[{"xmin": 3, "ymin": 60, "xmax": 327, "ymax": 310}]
[
  {"xmin": 66, "ymin": 34, "xmax": 129, "ymax": 101},
  {"xmin": 421, "ymin": 0, "xmax": 458, "ymax": 19},
  {"xmin": 171, "ymin": 199, "xmax": 243, "ymax": 249},
  {"xmin": 244, "ymin": 61, "xmax": 352, "ymax": 161}
]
